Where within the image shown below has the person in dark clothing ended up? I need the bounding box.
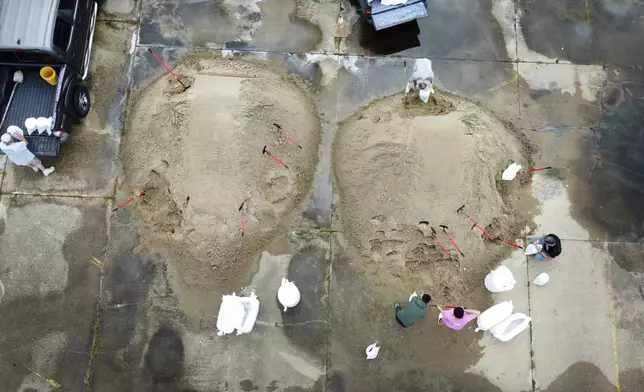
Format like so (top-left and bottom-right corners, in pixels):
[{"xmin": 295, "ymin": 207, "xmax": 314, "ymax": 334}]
[
  {"xmin": 531, "ymin": 233, "xmax": 562, "ymax": 261},
  {"xmin": 394, "ymin": 294, "xmax": 431, "ymax": 327}
]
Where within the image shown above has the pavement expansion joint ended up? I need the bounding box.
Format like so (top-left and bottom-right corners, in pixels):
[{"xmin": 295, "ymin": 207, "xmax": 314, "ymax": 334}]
[
  {"xmin": 525, "ymin": 253, "xmax": 537, "ymax": 392},
  {"xmin": 133, "ymin": 44, "xmax": 520, "ymax": 64},
  {"xmin": 0, "ymin": 191, "xmax": 110, "ymax": 199}
]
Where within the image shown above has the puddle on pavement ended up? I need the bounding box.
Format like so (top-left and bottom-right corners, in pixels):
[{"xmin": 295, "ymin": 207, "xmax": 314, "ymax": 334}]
[{"xmin": 562, "ymin": 68, "xmax": 644, "ymax": 256}]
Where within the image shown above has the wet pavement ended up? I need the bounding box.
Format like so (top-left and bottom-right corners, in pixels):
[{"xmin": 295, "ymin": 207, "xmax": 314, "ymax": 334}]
[{"xmin": 1, "ymin": 0, "xmax": 644, "ymax": 391}]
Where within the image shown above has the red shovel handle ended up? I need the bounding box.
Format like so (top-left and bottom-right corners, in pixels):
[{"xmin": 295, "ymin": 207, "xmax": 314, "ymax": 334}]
[
  {"xmin": 470, "ymin": 218, "xmax": 495, "ymax": 240},
  {"xmin": 147, "ymin": 48, "xmax": 187, "ymax": 88},
  {"xmin": 282, "ymin": 132, "xmax": 302, "ymax": 149},
  {"xmin": 112, "ymin": 191, "xmax": 145, "ymax": 212},
  {"xmin": 148, "ymin": 49, "xmax": 179, "ymax": 80},
  {"xmin": 266, "ymin": 151, "xmax": 289, "ymax": 168},
  {"xmin": 430, "ymin": 304, "xmax": 458, "ymax": 309},
  {"xmin": 433, "ymin": 238, "xmax": 450, "ymax": 257},
  {"xmin": 500, "ymin": 239, "xmax": 523, "ymax": 249},
  {"xmin": 518, "ymin": 167, "xmax": 551, "ymax": 175}
]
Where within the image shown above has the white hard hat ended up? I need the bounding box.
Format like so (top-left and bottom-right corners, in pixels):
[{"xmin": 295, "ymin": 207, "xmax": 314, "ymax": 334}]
[{"xmin": 0, "ymin": 133, "xmax": 11, "ymax": 143}]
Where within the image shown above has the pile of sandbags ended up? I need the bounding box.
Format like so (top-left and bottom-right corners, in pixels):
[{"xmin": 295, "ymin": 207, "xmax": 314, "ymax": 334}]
[
  {"xmin": 475, "ymin": 301, "xmax": 531, "ymax": 342},
  {"xmin": 216, "ymin": 292, "xmax": 260, "ymax": 336}
]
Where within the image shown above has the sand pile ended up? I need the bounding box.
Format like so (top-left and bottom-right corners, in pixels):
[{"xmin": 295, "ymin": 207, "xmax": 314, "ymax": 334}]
[
  {"xmin": 121, "ymin": 55, "xmax": 320, "ymax": 317},
  {"xmin": 334, "ymin": 90, "xmax": 536, "ymax": 303}
]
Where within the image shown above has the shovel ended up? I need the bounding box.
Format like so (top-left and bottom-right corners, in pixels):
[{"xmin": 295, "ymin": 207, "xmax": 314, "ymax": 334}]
[
  {"xmin": 502, "ymin": 162, "xmax": 551, "ymax": 181},
  {"xmin": 0, "ymin": 70, "xmax": 24, "ymax": 130}
]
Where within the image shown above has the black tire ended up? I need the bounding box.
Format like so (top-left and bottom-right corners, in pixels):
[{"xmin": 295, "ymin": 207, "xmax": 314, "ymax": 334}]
[{"xmin": 71, "ymin": 85, "xmax": 91, "ymax": 118}]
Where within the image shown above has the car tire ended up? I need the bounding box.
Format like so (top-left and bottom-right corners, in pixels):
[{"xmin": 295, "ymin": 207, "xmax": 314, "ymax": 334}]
[{"xmin": 71, "ymin": 85, "xmax": 91, "ymax": 118}]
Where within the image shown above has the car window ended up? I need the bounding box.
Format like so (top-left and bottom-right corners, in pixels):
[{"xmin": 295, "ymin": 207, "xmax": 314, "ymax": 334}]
[
  {"xmin": 58, "ymin": 0, "xmax": 76, "ymax": 14},
  {"xmin": 53, "ymin": 0, "xmax": 75, "ymax": 51},
  {"xmin": 53, "ymin": 16, "xmax": 72, "ymax": 51}
]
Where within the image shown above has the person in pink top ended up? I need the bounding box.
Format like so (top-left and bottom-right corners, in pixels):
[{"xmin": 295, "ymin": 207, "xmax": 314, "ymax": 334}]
[{"xmin": 436, "ymin": 305, "xmax": 480, "ymax": 331}]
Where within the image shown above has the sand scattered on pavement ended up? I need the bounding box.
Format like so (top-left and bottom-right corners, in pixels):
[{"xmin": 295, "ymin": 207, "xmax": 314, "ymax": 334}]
[
  {"xmin": 334, "ymin": 90, "xmax": 537, "ymax": 304},
  {"xmin": 121, "ymin": 54, "xmax": 320, "ymax": 318}
]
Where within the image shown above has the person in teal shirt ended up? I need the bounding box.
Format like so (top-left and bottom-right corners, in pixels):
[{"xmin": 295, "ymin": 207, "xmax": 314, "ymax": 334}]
[{"xmin": 394, "ymin": 294, "xmax": 432, "ymax": 327}]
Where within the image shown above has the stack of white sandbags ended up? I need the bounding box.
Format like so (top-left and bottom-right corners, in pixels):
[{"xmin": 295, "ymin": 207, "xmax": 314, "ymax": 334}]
[
  {"xmin": 475, "ymin": 301, "xmax": 531, "ymax": 342},
  {"xmin": 216, "ymin": 292, "xmax": 260, "ymax": 336}
]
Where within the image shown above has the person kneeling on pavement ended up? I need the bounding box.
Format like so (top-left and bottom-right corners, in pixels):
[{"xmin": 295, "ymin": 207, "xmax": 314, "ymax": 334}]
[
  {"xmin": 394, "ymin": 294, "xmax": 431, "ymax": 328},
  {"xmin": 0, "ymin": 132, "xmax": 55, "ymax": 176},
  {"xmin": 530, "ymin": 233, "xmax": 562, "ymax": 261}
]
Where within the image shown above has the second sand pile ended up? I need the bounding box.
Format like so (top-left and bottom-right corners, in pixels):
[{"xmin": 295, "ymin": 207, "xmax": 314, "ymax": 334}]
[
  {"xmin": 121, "ymin": 56, "xmax": 320, "ymax": 317},
  {"xmin": 334, "ymin": 90, "xmax": 536, "ymax": 304}
]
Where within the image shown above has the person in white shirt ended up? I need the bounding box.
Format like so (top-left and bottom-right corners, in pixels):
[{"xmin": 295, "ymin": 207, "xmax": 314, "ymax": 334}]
[
  {"xmin": 405, "ymin": 58, "xmax": 436, "ymax": 103},
  {"xmin": 0, "ymin": 132, "xmax": 55, "ymax": 176}
]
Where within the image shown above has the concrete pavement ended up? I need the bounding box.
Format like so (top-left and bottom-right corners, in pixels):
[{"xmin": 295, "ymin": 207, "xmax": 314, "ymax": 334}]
[{"xmin": 1, "ymin": 0, "xmax": 644, "ymax": 390}]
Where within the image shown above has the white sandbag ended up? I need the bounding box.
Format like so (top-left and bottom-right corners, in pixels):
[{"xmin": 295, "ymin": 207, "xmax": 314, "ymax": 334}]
[
  {"xmin": 216, "ymin": 293, "xmax": 244, "ymax": 336},
  {"xmin": 524, "ymin": 243, "xmax": 538, "ymax": 255},
  {"xmin": 476, "ymin": 301, "xmax": 514, "ymax": 332},
  {"xmin": 533, "ymin": 273, "xmax": 550, "ymax": 286},
  {"xmin": 419, "ymin": 88, "xmax": 430, "ymax": 103},
  {"xmin": 238, "ymin": 292, "xmax": 260, "ymax": 335},
  {"xmin": 484, "ymin": 265, "xmax": 516, "ymax": 293},
  {"xmin": 24, "ymin": 118, "xmax": 37, "ymax": 134},
  {"xmin": 36, "ymin": 117, "xmax": 53, "ymax": 135},
  {"xmin": 365, "ymin": 341, "xmax": 380, "ymax": 360},
  {"xmin": 489, "ymin": 313, "xmax": 531, "ymax": 342},
  {"xmin": 277, "ymin": 278, "xmax": 301, "ymax": 311}
]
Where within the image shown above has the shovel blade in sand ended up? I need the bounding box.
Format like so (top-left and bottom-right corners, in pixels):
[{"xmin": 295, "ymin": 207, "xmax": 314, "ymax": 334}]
[{"xmin": 502, "ymin": 163, "xmax": 522, "ymax": 181}]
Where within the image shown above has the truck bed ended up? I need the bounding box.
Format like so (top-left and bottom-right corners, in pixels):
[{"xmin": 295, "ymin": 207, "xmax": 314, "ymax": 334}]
[
  {"xmin": 0, "ymin": 68, "xmax": 60, "ymax": 156},
  {"xmin": 370, "ymin": 0, "xmax": 428, "ymax": 30}
]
